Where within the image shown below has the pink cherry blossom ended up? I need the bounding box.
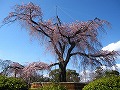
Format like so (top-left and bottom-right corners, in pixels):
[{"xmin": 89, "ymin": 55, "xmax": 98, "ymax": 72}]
[{"xmin": 3, "ymin": 2, "xmax": 119, "ymax": 82}]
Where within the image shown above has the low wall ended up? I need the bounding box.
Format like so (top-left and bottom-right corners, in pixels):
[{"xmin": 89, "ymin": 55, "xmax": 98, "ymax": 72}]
[
  {"xmin": 31, "ymin": 82, "xmax": 87, "ymax": 90},
  {"xmin": 30, "ymin": 82, "xmax": 42, "ymax": 88}
]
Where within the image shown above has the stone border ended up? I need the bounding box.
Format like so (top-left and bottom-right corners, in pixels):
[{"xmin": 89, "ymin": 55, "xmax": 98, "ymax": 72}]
[{"xmin": 31, "ymin": 82, "xmax": 87, "ymax": 90}]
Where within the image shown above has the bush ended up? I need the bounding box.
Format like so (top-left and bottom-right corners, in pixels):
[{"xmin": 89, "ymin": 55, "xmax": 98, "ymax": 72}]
[
  {"xmin": 83, "ymin": 75, "xmax": 120, "ymax": 90},
  {"xmin": 29, "ymin": 89, "xmax": 38, "ymax": 90},
  {"xmin": 0, "ymin": 75, "xmax": 28, "ymax": 90}
]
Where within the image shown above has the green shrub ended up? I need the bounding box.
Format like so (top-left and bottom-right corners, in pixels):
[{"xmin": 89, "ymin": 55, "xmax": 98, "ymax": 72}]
[
  {"xmin": 29, "ymin": 89, "xmax": 38, "ymax": 90},
  {"xmin": 83, "ymin": 75, "xmax": 120, "ymax": 90},
  {"xmin": 0, "ymin": 75, "xmax": 28, "ymax": 90}
]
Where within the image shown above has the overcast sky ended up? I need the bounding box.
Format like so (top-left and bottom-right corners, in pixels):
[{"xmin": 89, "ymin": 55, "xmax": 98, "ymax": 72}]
[{"xmin": 0, "ymin": 0, "xmax": 120, "ymax": 71}]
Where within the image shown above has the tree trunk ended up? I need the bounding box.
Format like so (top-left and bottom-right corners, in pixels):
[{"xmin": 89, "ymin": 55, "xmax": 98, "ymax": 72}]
[
  {"xmin": 59, "ymin": 63, "xmax": 67, "ymax": 82},
  {"xmin": 14, "ymin": 69, "xmax": 17, "ymax": 78}
]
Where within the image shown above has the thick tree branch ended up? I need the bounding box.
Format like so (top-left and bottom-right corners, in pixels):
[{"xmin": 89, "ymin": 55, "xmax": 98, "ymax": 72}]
[
  {"xmin": 30, "ymin": 19, "xmax": 51, "ymax": 37},
  {"xmin": 65, "ymin": 42, "xmax": 75, "ymax": 66},
  {"xmin": 58, "ymin": 41, "xmax": 65, "ymax": 57},
  {"xmin": 49, "ymin": 62, "xmax": 59, "ymax": 67},
  {"xmin": 71, "ymin": 50, "xmax": 118, "ymax": 59}
]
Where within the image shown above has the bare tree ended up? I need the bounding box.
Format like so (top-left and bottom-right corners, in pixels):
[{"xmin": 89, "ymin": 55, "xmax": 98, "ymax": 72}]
[
  {"xmin": 0, "ymin": 59, "xmax": 12, "ymax": 76},
  {"xmin": 3, "ymin": 2, "xmax": 119, "ymax": 82}
]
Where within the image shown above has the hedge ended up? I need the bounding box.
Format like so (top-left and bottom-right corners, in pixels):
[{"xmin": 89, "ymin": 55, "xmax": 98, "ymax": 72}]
[
  {"xmin": 83, "ymin": 75, "xmax": 120, "ymax": 90},
  {"xmin": 0, "ymin": 75, "xmax": 28, "ymax": 90}
]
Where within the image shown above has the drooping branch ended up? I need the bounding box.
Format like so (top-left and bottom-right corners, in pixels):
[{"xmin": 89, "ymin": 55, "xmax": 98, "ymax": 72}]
[
  {"xmin": 71, "ymin": 50, "xmax": 119, "ymax": 58},
  {"xmin": 71, "ymin": 50, "xmax": 119, "ymax": 66}
]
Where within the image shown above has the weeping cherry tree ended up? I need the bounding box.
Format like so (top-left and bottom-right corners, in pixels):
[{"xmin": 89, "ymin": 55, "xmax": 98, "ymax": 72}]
[{"xmin": 3, "ymin": 2, "xmax": 119, "ymax": 82}]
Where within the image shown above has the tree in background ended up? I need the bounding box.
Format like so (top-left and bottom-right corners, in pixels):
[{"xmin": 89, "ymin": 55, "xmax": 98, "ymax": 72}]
[
  {"xmin": 8, "ymin": 62, "xmax": 24, "ymax": 78},
  {"xmin": 93, "ymin": 66, "xmax": 119, "ymax": 80},
  {"xmin": 66, "ymin": 69, "xmax": 80, "ymax": 82},
  {"xmin": 49, "ymin": 69, "xmax": 60, "ymax": 82},
  {"xmin": 0, "ymin": 60, "xmax": 50, "ymax": 84},
  {"xmin": 49, "ymin": 69, "xmax": 80, "ymax": 82},
  {"xmin": 0, "ymin": 59, "xmax": 12, "ymax": 76},
  {"xmin": 21, "ymin": 62, "xmax": 50, "ymax": 83},
  {"xmin": 3, "ymin": 2, "xmax": 119, "ymax": 82},
  {"xmin": 94, "ymin": 67, "xmax": 104, "ymax": 79},
  {"xmin": 105, "ymin": 70, "xmax": 119, "ymax": 76},
  {"xmin": 0, "ymin": 60, "xmax": 24, "ymax": 77}
]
